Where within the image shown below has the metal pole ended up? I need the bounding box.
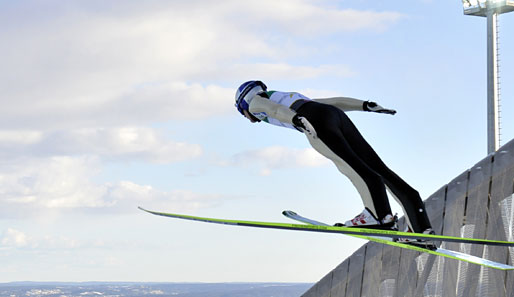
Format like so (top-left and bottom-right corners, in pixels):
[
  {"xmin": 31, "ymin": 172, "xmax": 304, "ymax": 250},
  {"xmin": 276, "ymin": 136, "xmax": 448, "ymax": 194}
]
[{"xmin": 486, "ymin": 8, "xmax": 500, "ymax": 154}]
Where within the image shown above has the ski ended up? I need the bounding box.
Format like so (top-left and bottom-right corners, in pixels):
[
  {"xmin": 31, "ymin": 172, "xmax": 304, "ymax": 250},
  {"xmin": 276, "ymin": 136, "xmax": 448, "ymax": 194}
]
[
  {"xmin": 282, "ymin": 210, "xmax": 514, "ymax": 271},
  {"xmin": 138, "ymin": 207, "xmax": 514, "ymax": 247}
]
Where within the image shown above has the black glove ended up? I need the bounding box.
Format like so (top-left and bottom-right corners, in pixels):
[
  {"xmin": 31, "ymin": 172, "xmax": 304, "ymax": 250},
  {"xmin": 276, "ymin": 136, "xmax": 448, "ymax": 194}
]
[
  {"xmin": 292, "ymin": 115, "xmax": 317, "ymax": 138},
  {"xmin": 363, "ymin": 101, "xmax": 397, "ymax": 115}
]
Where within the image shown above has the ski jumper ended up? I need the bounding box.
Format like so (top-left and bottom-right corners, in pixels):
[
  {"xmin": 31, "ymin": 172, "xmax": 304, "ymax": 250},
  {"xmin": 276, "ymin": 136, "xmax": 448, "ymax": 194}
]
[{"xmin": 248, "ymin": 91, "xmax": 432, "ymax": 233}]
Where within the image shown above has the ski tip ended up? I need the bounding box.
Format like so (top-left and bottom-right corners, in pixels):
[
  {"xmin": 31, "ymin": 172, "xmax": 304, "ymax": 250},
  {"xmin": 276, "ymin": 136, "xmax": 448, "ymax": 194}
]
[
  {"xmin": 139, "ymin": 207, "xmax": 161, "ymax": 216},
  {"xmin": 282, "ymin": 210, "xmax": 297, "ymax": 216}
]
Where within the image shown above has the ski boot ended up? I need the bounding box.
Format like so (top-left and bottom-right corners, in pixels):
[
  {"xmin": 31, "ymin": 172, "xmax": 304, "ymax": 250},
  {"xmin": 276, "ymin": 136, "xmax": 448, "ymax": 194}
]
[
  {"xmin": 334, "ymin": 208, "xmax": 398, "ymax": 230},
  {"xmin": 396, "ymin": 226, "xmax": 437, "ymax": 250}
]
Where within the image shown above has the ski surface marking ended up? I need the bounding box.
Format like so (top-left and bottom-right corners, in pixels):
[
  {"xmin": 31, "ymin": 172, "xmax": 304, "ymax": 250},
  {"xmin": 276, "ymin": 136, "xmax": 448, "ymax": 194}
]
[
  {"xmin": 282, "ymin": 210, "xmax": 514, "ymax": 271},
  {"xmin": 138, "ymin": 207, "xmax": 514, "ymax": 247}
]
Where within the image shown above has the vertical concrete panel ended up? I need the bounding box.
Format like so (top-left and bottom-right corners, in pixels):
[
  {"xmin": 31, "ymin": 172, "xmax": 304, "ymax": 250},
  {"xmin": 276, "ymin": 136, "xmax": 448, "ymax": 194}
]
[
  {"xmin": 345, "ymin": 246, "xmax": 366, "ymax": 297},
  {"xmin": 483, "ymin": 144, "xmax": 514, "ymax": 297},
  {"xmin": 396, "ymin": 249, "xmax": 420, "ymax": 297},
  {"xmin": 395, "ymin": 217, "xmax": 419, "ymax": 297},
  {"xmin": 504, "ymin": 194, "xmax": 514, "ymax": 297},
  {"xmin": 301, "ymin": 282, "xmax": 318, "ymax": 297},
  {"xmin": 301, "ymin": 266, "xmax": 336, "ymax": 297},
  {"xmin": 425, "ymin": 186, "xmax": 447, "ymax": 237},
  {"xmin": 495, "ymin": 141, "xmax": 514, "ymax": 297},
  {"xmin": 380, "ymin": 243, "xmax": 400, "ymax": 279},
  {"xmin": 379, "ymin": 241, "xmax": 401, "ymax": 296},
  {"xmin": 461, "ymin": 155, "xmax": 493, "ymax": 297},
  {"xmin": 360, "ymin": 241, "xmax": 383, "ymax": 297},
  {"xmin": 442, "ymin": 171, "xmax": 469, "ymax": 297},
  {"xmin": 316, "ymin": 271, "xmax": 333, "ymax": 297},
  {"xmin": 330, "ymin": 259, "xmax": 350, "ymax": 297},
  {"xmin": 414, "ymin": 253, "xmax": 438, "ymax": 296},
  {"xmin": 419, "ymin": 186, "xmax": 447, "ymax": 296}
]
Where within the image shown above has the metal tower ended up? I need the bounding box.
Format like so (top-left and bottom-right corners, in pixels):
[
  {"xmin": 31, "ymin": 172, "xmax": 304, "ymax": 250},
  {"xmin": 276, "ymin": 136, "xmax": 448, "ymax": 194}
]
[{"xmin": 462, "ymin": 0, "xmax": 514, "ymax": 154}]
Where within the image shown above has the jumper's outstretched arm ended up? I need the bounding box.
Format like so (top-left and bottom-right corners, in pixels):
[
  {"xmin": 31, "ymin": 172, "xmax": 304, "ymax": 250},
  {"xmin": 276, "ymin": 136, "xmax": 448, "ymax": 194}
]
[
  {"xmin": 312, "ymin": 96, "xmax": 365, "ymax": 112},
  {"xmin": 314, "ymin": 97, "xmax": 396, "ymax": 115}
]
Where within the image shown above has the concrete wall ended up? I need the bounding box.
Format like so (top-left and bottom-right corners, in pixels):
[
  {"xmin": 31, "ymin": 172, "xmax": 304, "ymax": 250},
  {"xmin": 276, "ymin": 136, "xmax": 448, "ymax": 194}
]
[{"xmin": 302, "ymin": 138, "xmax": 514, "ymax": 297}]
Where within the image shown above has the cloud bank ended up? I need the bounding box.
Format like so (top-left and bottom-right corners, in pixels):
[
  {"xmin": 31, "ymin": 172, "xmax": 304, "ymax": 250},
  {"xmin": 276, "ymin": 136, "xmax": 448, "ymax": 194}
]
[
  {"xmin": 0, "ymin": 0, "xmax": 405, "ymax": 218},
  {"xmin": 0, "ymin": 156, "xmax": 225, "ymax": 218},
  {"xmin": 228, "ymin": 146, "xmax": 330, "ymax": 176},
  {"xmin": 0, "ymin": 0, "xmax": 404, "ymax": 129}
]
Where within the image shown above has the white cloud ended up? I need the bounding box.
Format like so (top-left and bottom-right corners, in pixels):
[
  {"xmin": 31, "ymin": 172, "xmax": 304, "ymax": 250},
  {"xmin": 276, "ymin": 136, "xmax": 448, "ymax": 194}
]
[
  {"xmin": 0, "ymin": 130, "xmax": 43, "ymax": 145},
  {"xmin": 0, "ymin": 156, "xmax": 228, "ymax": 218},
  {"xmin": 109, "ymin": 182, "xmax": 225, "ymax": 212},
  {"xmin": 0, "ymin": 1, "xmax": 404, "ymax": 129},
  {"xmin": 0, "ymin": 228, "xmax": 85, "ymax": 250},
  {"xmin": 0, "ymin": 126, "xmax": 203, "ymax": 164},
  {"xmin": 115, "ymin": 82, "xmax": 234, "ymax": 122},
  {"xmin": 48, "ymin": 126, "xmax": 203, "ymax": 164},
  {"xmin": 229, "ymin": 146, "xmax": 330, "ymax": 175},
  {"xmin": 0, "ymin": 156, "xmax": 108, "ymax": 210},
  {"xmin": 237, "ymin": 1, "xmax": 405, "ymax": 36},
  {"xmin": 0, "ymin": 81, "xmax": 235, "ymax": 130},
  {"xmin": 1, "ymin": 229, "xmax": 29, "ymax": 248},
  {"xmin": 228, "ymin": 63, "xmax": 355, "ymax": 81}
]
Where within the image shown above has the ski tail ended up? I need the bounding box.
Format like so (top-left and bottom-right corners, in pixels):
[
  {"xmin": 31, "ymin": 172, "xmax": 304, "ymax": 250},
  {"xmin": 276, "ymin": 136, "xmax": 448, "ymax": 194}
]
[{"xmin": 282, "ymin": 211, "xmax": 330, "ymax": 226}]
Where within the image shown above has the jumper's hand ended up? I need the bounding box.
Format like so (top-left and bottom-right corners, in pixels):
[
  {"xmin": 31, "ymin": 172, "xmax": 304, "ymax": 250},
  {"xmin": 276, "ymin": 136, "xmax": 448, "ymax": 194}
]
[
  {"xmin": 292, "ymin": 115, "xmax": 317, "ymax": 138},
  {"xmin": 363, "ymin": 101, "xmax": 397, "ymax": 115}
]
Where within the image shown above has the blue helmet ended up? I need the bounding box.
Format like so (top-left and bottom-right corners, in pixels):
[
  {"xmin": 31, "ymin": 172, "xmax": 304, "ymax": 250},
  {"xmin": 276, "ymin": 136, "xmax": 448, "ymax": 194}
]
[{"xmin": 235, "ymin": 80, "xmax": 267, "ymax": 115}]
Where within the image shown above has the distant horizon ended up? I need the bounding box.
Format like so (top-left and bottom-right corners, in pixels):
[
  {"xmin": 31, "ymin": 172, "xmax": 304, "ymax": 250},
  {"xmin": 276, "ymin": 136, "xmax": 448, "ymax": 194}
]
[
  {"xmin": 0, "ymin": 281, "xmax": 313, "ymax": 285},
  {"xmin": 0, "ymin": 282, "xmax": 312, "ymax": 297}
]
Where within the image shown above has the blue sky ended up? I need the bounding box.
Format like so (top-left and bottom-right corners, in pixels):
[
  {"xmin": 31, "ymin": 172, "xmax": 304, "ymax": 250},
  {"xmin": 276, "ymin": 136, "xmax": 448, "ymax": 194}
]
[{"xmin": 1, "ymin": 0, "xmax": 513, "ymax": 283}]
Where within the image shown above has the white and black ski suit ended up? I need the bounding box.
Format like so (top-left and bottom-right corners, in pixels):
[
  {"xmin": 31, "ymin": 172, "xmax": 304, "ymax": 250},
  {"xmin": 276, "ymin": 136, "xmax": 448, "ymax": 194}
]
[{"xmin": 247, "ymin": 90, "xmax": 432, "ymax": 233}]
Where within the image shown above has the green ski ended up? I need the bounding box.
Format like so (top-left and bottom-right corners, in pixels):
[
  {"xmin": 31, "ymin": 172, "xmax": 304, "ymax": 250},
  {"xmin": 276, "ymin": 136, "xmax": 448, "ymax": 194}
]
[
  {"xmin": 282, "ymin": 210, "xmax": 514, "ymax": 271},
  {"xmin": 138, "ymin": 207, "xmax": 514, "ymax": 247}
]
